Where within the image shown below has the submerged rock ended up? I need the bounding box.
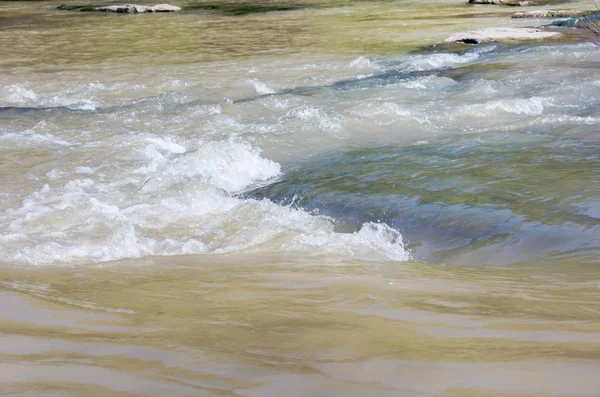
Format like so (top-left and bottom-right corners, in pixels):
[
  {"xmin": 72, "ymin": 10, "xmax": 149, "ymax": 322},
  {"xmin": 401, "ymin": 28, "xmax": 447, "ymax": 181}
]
[
  {"xmin": 95, "ymin": 4, "xmax": 181, "ymax": 13},
  {"xmin": 469, "ymin": 0, "xmax": 533, "ymax": 6},
  {"xmin": 512, "ymin": 9, "xmax": 595, "ymax": 18},
  {"xmin": 445, "ymin": 27, "xmax": 562, "ymax": 44},
  {"xmin": 543, "ymin": 13, "xmax": 600, "ymax": 27}
]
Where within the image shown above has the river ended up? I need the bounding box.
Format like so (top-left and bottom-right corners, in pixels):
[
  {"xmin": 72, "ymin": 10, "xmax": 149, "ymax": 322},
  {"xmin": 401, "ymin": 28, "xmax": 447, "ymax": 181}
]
[{"xmin": 1, "ymin": 0, "xmax": 600, "ymax": 396}]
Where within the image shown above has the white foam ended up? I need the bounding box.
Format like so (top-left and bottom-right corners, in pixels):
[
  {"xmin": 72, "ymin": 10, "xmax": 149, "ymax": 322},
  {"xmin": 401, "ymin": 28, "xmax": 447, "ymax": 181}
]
[
  {"xmin": 145, "ymin": 137, "xmax": 187, "ymax": 154},
  {"xmin": 46, "ymin": 169, "xmax": 66, "ymax": 180},
  {"xmin": 285, "ymin": 106, "xmax": 341, "ymax": 132},
  {"xmin": 347, "ymin": 56, "xmax": 382, "ymax": 73},
  {"xmin": 75, "ymin": 167, "xmax": 95, "ymax": 175},
  {"xmin": 165, "ymin": 140, "xmax": 281, "ymax": 193},
  {"xmin": 248, "ymin": 79, "xmax": 276, "ymax": 95},
  {"xmin": 0, "ymin": 136, "xmax": 404, "ymax": 265},
  {"xmin": 68, "ymin": 100, "xmax": 97, "ymax": 111},
  {"xmin": 292, "ymin": 222, "xmax": 409, "ymax": 261},
  {"xmin": 401, "ymin": 52, "xmax": 481, "ymax": 72},
  {"xmin": 3, "ymin": 84, "xmax": 100, "ymax": 110},
  {"xmin": 7, "ymin": 85, "xmax": 38, "ymax": 103},
  {"xmin": 536, "ymin": 115, "xmax": 600, "ymax": 126},
  {"xmin": 0, "ymin": 132, "xmax": 71, "ymax": 148},
  {"xmin": 1, "ymin": 170, "xmax": 410, "ymax": 264},
  {"xmin": 0, "ymin": 128, "xmax": 409, "ymax": 265},
  {"xmin": 484, "ymin": 97, "xmax": 545, "ymax": 116}
]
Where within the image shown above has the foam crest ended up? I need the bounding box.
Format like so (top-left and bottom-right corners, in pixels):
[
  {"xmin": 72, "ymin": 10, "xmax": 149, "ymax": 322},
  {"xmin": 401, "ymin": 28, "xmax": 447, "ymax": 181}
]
[
  {"xmin": 345, "ymin": 101, "xmax": 434, "ymax": 128},
  {"xmin": 222, "ymin": 79, "xmax": 276, "ymax": 99},
  {"xmin": 347, "ymin": 56, "xmax": 382, "ymax": 73},
  {"xmin": 0, "ymin": 131, "xmax": 71, "ymax": 147},
  {"xmin": 1, "ymin": 127, "xmax": 411, "ymax": 265},
  {"xmin": 401, "ymin": 51, "xmax": 481, "ymax": 72},
  {"xmin": 285, "ymin": 106, "xmax": 341, "ymax": 132},
  {"xmin": 483, "ymin": 97, "xmax": 545, "ymax": 116},
  {"xmin": 1, "ymin": 175, "xmax": 410, "ymax": 264},
  {"xmin": 291, "ymin": 222, "xmax": 410, "ymax": 261},
  {"xmin": 145, "ymin": 137, "xmax": 187, "ymax": 154},
  {"xmin": 163, "ymin": 140, "xmax": 281, "ymax": 193},
  {"xmin": 3, "ymin": 84, "xmax": 100, "ymax": 110},
  {"xmin": 248, "ymin": 79, "xmax": 276, "ymax": 95},
  {"xmin": 7, "ymin": 85, "xmax": 37, "ymax": 103}
]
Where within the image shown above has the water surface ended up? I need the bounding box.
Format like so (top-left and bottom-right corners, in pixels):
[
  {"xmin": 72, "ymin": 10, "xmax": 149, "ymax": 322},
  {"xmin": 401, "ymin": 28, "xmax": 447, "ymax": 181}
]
[{"xmin": 1, "ymin": 0, "xmax": 600, "ymax": 396}]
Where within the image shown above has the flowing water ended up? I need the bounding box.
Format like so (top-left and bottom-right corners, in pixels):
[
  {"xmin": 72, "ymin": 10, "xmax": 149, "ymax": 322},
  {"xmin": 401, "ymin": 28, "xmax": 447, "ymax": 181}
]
[{"xmin": 1, "ymin": 0, "xmax": 600, "ymax": 396}]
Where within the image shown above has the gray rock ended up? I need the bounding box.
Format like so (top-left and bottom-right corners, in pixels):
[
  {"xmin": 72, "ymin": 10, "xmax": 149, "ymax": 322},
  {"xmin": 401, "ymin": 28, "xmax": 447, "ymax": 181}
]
[
  {"xmin": 469, "ymin": 0, "xmax": 533, "ymax": 5},
  {"xmin": 94, "ymin": 4, "xmax": 181, "ymax": 13},
  {"xmin": 445, "ymin": 27, "xmax": 562, "ymax": 44},
  {"xmin": 94, "ymin": 4, "xmax": 147, "ymax": 13},
  {"xmin": 542, "ymin": 13, "xmax": 600, "ymax": 28},
  {"xmin": 148, "ymin": 4, "xmax": 181, "ymax": 12},
  {"xmin": 512, "ymin": 9, "xmax": 595, "ymax": 18},
  {"xmin": 469, "ymin": 0, "xmax": 504, "ymax": 4}
]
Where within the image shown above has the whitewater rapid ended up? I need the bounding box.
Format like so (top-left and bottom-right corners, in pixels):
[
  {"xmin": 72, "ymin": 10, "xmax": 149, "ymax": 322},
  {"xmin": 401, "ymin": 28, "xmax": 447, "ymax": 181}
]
[{"xmin": 1, "ymin": 43, "xmax": 599, "ymax": 266}]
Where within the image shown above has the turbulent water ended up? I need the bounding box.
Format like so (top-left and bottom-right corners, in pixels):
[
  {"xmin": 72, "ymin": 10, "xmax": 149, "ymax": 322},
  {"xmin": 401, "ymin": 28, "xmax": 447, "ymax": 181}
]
[{"xmin": 1, "ymin": 0, "xmax": 600, "ymax": 396}]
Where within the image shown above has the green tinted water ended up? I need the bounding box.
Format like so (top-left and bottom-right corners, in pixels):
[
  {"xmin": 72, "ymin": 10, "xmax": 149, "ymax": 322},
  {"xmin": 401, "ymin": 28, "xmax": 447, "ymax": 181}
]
[{"xmin": 1, "ymin": 1, "xmax": 600, "ymax": 396}]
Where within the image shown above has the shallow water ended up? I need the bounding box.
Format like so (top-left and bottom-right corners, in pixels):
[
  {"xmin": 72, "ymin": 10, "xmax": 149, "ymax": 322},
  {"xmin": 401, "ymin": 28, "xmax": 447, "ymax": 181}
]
[{"xmin": 1, "ymin": 0, "xmax": 600, "ymax": 396}]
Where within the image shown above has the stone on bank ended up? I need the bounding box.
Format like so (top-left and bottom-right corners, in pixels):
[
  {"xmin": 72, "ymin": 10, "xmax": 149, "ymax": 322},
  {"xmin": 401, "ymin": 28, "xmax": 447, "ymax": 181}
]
[
  {"xmin": 469, "ymin": 0, "xmax": 533, "ymax": 6},
  {"xmin": 445, "ymin": 27, "xmax": 562, "ymax": 44},
  {"xmin": 512, "ymin": 10, "xmax": 596, "ymax": 18},
  {"xmin": 57, "ymin": 3, "xmax": 181, "ymax": 13}
]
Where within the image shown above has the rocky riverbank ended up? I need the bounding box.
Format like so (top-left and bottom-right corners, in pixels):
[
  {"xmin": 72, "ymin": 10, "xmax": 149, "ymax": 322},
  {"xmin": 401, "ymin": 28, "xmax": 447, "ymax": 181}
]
[{"xmin": 53, "ymin": 0, "xmax": 599, "ymax": 47}]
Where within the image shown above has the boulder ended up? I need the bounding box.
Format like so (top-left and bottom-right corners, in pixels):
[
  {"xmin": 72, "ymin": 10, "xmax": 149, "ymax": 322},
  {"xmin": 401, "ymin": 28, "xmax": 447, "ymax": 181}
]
[
  {"xmin": 469, "ymin": 0, "xmax": 533, "ymax": 5},
  {"xmin": 512, "ymin": 9, "xmax": 595, "ymax": 18},
  {"xmin": 445, "ymin": 27, "xmax": 562, "ymax": 44},
  {"xmin": 542, "ymin": 13, "xmax": 600, "ymax": 27},
  {"xmin": 148, "ymin": 3, "xmax": 180, "ymax": 12},
  {"xmin": 93, "ymin": 4, "xmax": 181, "ymax": 13},
  {"xmin": 95, "ymin": 4, "xmax": 148, "ymax": 12}
]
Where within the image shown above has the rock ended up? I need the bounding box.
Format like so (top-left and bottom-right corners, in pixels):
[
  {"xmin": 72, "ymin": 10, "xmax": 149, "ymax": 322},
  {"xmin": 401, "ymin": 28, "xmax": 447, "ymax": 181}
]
[
  {"xmin": 94, "ymin": 4, "xmax": 147, "ymax": 13},
  {"xmin": 148, "ymin": 3, "xmax": 180, "ymax": 12},
  {"xmin": 469, "ymin": 0, "xmax": 533, "ymax": 6},
  {"xmin": 470, "ymin": 0, "xmax": 503, "ymax": 4},
  {"xmin": 93, "ymin": 4, "xmax": 181, "ymax": 13},
  {"xmin": 543, "ymin": 13, "xmax": 600, "ymax": 28},
  {"xmin": 445, "ymin": 27, "xmax": 562, "ymax": 44},
  {"xmin": 512, "ymin": 10, "xmax": 595, "ymax": 18}
]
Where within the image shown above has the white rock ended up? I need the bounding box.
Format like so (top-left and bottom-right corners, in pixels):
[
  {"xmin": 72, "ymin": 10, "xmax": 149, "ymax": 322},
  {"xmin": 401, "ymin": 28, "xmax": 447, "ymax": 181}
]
[
  {"xmin": 512, "ymin": 10, "xmax": 594, "ymax": 18},
  {"xmin": 445, "ymin": 27, "xmax": 562, "ymax": 44},
  {"xmin": 94, "ymin": 3, "xmax": 181, "ymax": 13},
  {"xmin": 95, "ymin": 4, "xmax": 146, "ymax": 12},
  {"xmin": 148, "ymin": 4, "xmax": 181, "ymax": 12},
  {"xmin": 470, "ymin": 0, "xmax": 504, "ymax": 4},
  {"xmin": 469, "ymin": 0, "xmax": 532, "ymax": 5}
]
